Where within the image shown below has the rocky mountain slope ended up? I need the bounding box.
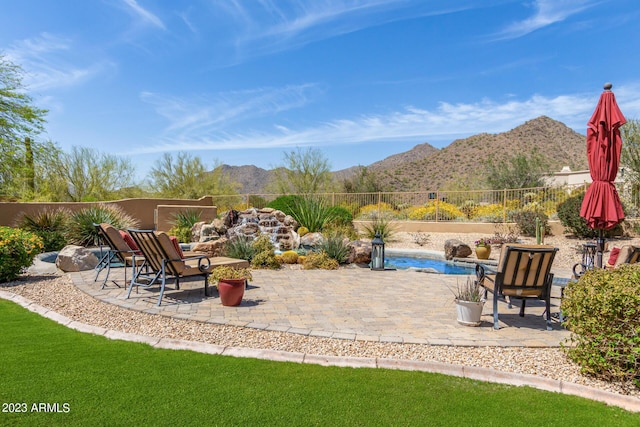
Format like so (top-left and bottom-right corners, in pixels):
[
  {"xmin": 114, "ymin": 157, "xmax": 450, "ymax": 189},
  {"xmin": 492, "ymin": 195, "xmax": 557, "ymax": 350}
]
[{"xmin": 220, "ymin": 116, "xmax": 588, "ymax": 193}]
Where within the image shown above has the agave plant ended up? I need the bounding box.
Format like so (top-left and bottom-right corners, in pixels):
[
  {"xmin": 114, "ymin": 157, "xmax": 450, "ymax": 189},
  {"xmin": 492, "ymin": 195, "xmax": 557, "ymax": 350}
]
[{"xmin": 66, "ymin": 204, "xmax": 139, "ymax": 247}]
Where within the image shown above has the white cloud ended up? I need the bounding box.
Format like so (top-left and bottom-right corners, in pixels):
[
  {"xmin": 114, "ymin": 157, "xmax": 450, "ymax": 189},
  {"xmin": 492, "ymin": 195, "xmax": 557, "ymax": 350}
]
[
  {"xmin": 121, "ymin": 0, "xmax": 165, "ymax": 30},
  {"xmin": 130, "ymin": 85, "xmax": 640, "ymax": 156},
  {"xmin": 6, "ymin": 33, "xmax": 114, "ymax": 91},
  {"xmin": 495, "ymin": 0, "xmax": 598, "ymax": 40}
]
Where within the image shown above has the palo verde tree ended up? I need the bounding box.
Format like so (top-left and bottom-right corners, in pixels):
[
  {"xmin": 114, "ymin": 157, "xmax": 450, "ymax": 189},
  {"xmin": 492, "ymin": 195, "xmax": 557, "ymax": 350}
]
[
  {"xmin": 146, "ymin": 152, "xmax": 238, "ymax": 199},
  {"xmin": 270, "ymin": 147, "xmax": 334, "ymax": 195},
  {"xmin": 484, "ymin": 148, "xmax": 549, "ymax": 190},
  {"xmin": 0, "ymin": 54, "xmax": 49, "ymax": 199}
]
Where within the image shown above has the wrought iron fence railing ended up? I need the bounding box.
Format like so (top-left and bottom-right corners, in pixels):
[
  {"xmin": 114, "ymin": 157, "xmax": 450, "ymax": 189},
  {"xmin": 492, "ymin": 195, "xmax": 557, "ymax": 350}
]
[{"xmin": 209, "ymin": 182, "xmax": 640, "ymax": 223}]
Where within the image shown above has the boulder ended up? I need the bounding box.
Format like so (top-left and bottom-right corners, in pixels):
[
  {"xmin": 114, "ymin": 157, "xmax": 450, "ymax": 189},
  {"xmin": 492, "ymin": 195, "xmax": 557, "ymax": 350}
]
[
  {"xmin": 198, "ymin": 223, "xmax": 221, "ymax": 242},
  {"xmin": 444, "ymin": 239, "xmax": 472, "ymax": 260},
  {"xmin": 55, "ymin": 245, "xmax": 99, "ymax": 272},
  {"xmin": 192, "ymin": 238, "xmax": 228, "ymax": 257},
  {"xmin": 300, "ymin": 232, "xmax": 324, "ymax": 248},
  {"xmin": 348, "ymin": 240, "xmax": 372, "ymax": 265}
]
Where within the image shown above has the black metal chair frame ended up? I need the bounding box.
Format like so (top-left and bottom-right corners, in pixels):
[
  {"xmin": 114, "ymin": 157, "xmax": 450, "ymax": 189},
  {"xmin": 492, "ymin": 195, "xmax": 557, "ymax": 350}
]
[
  {"xmin": 126, "ymin": 229, "xmax": 211, "ymax": 306},
  {"xmin": 476, "ymin": 245, "xmax": 558, "ymax": 331},
  {"xmin": 93, "ymin": 223, "xmax": 142, "ymax": 289}
]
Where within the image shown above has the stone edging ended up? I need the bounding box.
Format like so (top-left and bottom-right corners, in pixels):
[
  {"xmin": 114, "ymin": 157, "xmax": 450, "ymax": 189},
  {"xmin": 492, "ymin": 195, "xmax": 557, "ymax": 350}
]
[{"xmin": 1, "ymin": 290, "xmax": 638, "ymax": 413}]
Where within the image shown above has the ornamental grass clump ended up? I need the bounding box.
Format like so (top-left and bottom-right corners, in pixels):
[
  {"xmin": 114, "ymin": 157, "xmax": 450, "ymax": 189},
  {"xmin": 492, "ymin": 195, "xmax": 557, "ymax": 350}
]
[
  {"xmin": 15, "ymin": 208, "xmax": 69, "ymax": 252},
  {"xmin": 561, "ymin": 265, "xmax": 640, "ymax": 387},
  {"xmin": 0, "ymin": 226, "xmax": 43, "ymax": 283}
]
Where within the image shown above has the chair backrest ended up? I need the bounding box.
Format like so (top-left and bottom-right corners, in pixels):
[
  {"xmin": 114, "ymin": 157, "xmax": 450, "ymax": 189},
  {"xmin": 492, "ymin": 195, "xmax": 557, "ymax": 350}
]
[
  {"xmin": 128, "ymin": 229, "xmax": 186, "ymax": 276},
  {"xmin": 496, "ymin": 244, "xmax": 558, "ymax": 294},
  {"xmin": 614, "ymin": 245, "xmax": 640, "ymax": 267},
  {"xmin": 95, "ymin": 223, "xmax": 134, "ymax": 263}
]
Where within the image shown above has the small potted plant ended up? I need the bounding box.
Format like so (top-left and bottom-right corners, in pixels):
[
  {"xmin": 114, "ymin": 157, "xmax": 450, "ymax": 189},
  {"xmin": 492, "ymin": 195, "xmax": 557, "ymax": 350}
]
[
  {"xmin": 452, "ymin": 277, "xmax": 485, "ymax": 326},
  {"xmin": 474, "ymin": 237, "xmax": 493, "ymax": 260},
  {"xmin": 209, "ymin": 265, "xmax": 253, "ymax": 306}
]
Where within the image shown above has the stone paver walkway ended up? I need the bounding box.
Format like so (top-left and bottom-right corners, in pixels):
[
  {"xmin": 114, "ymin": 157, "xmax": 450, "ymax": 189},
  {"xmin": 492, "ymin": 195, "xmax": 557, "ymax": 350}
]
[{"xmin": 75, "ymin": 266, "xmax": 572, "ymax": 347}]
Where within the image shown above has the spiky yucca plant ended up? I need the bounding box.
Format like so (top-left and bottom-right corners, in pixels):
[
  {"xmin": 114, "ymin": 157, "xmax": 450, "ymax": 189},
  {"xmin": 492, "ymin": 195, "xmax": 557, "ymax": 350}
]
[
  {"xmin": 66, "ymin": 204, "xmax": 139, "ymax": 247},
  {"xmin": 15, "ymin": 208, "xmax": 69, "ymax": 252}
]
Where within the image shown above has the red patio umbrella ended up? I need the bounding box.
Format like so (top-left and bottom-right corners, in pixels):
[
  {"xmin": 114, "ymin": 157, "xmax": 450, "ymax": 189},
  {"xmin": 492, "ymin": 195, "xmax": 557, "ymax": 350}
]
[{"xmin": 580, "ymin": 82, "xmax": 626, "ymax": 267}]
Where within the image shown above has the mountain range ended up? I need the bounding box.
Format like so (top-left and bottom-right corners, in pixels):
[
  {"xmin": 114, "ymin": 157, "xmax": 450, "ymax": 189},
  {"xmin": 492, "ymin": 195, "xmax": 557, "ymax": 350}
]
[{"xmin": 220, "ymin": 116, "xmax": 588, "ymax": 194}]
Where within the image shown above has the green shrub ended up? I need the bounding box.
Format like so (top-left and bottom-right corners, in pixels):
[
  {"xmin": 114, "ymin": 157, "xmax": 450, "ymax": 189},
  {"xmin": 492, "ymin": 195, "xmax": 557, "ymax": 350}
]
[
  {"xmin": 562, "ymin": 266, "xmax": 640, "ymax": 386},
  {"xmin": 303, "ymin": 251, "xmax": 339, "ymax": 270},
  {"xmin": 66, "ymin": 204, "xmax": 139, "ymax": 247},
  {"xmin": 319, "ymin": 234, "xmax": 350, "ymax": 264},
  {"xmin": 512, "ymin": 209, "xmax": 550, "ymax": 237},
  {"xmin": 224, "ymin": 236, "xmax": 257, "ymax": 261},
  {"xmin": 15, "ymin": 208, "xmax": 69, "ymax": 252},
  {"xmin": 286, "ymin": 197, "xmax": 341, "ymax": 232},
  {"xmin": 556, "ymin": 193, "xmax": 622, "ymax": 238},
  {"xmin": 0, "ymin": 227, "xmax": 43, "ymax": 283},
  {"xmin": 266, "ymin": 195, "xmax": 303, "ymax": 215},
  {"xmin": 168, "ymin": 210, "xmax": 202, "ymax": 243}
]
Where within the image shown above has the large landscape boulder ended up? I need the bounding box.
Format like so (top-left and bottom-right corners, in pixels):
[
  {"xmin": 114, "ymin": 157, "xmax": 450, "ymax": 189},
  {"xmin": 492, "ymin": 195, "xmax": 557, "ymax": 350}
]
[
  {"xmin": 192, "ymin": 238, "xmax": 228, "ymax": 257},
  {"xmin": 444, "ymin": 239, "xmax": 472, "ymax": 260},
  {"xmin": 56, "ymin": 245, "xmax": 99, "ymax": 272},
  {"xmin": 347, "ymin": 240, "xmax": 372, "ymax": 265}
]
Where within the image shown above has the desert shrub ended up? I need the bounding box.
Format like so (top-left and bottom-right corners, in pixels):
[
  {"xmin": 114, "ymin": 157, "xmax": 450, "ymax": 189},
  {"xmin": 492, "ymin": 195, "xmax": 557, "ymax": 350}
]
[
  {"xmin": 491, "ymin": 224, "xmax": 520, "ymax": 245},
  {"xmin": 280, "ymin": 250, "xmax": 299, "ymax": 264},
  {"xmin": 556, "ymin": 194, "xmax": 623, "ymax": 238},
  {"xmin": 361, "ymin": 215, "xmax": 397, "ymax": 241},
  {"xmin": 266, "ymin": 195, "xmax": 303, "ymax": 215},
  {"xmin": 473, "ymin": 203, "xmax": 504, "ymax": 222},
  {"xmin": 325, "ymin": 205, "xmax": 353, "ymax": 227},
  {"xmin": 459, "ymin": 200, "xmax": 477, "ymax": 219},
  {"xmin": 15, "ymin": 208, "xmax": 69, "ymax": 252},
  {"xmin": 66, "ymin": 204, "xmax": 139, "ymax": 247},
  {"xmin": 284, "ymin": 197, "xmax": 343, "ymax": 232},
  {"xmin": 0, "ymin": 227, "xmax": 43, "ymax": 283},
  {"xmin": 357, "ymin": 203, "xmax": 397, "ymax": 220},
  {"xmin": 562, "ymin": 265, "xmax": 640, "ymax": 386},
  {"xmin": 406, "ymin": 202, "xmax": 465, "ymax": 221},
  {"xmin": 303, "ymin": 251, "xmax": 339, "ymax": 270},
  {"xmin": 319, "ymin": 234, "xmax": 350, "ymax": 264},
  {"xmin": 512, "ymin": 209, "xmax": 550, "ymax": 237},
  {"xmin": 168, "ymin": 210, "xmax": 202, "ymax": 243},
  {"xmin": 250, "ymin": 234, "xmax": 280, "ymax": 269},
  {"xmin": 224, "ymin": 236, "xmax": 257, "ymax": 261}
]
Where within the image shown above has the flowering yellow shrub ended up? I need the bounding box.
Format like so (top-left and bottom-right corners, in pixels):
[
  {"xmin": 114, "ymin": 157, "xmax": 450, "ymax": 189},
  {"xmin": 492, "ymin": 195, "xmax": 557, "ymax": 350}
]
[
  {"xmin": 357, "ymin": 203, "xmax": 398, "ymax": 219},
  {"xmin": 0, "ymin": 227, "xmax": 43, "ymax": 283},
  {"xmin": 407, "ymin": 202, "xmax": 464, "ymax": 221}
]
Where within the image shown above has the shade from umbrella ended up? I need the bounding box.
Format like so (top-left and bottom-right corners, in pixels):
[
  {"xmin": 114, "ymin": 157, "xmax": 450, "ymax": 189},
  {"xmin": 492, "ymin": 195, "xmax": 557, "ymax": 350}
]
[{"xmin": 580, "ymin": 84, "xmax": 626, "ymax": 231}]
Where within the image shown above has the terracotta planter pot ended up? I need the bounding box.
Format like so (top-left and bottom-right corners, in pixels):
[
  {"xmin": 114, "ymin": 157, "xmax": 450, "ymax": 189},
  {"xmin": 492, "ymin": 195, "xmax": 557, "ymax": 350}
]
[
  {"xmin": 217, "ymin": 278, "xmax": 246, "ymax": 306},
  {"xmin": 475, "ymin": 245, "xmax": 491, "ymax": 260}
]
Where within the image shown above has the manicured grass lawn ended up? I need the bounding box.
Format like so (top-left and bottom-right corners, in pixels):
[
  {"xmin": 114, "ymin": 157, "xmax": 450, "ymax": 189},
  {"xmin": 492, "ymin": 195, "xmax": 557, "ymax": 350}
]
[{"xmin": 1, "ymin": 299, "xmax": 638, "ymax": 426}]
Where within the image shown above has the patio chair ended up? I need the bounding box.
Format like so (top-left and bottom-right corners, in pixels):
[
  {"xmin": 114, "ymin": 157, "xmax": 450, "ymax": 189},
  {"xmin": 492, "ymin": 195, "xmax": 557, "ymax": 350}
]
[
  {"xmin": 126, "ymin": 229, "xmax": 249, "ymax": 306},
  {"xmin": 607, "ymin": 245, "xmax": 640, "ymax": 268},
  {"xmin": 475, "ymin": 244, "xmax": 558, "ymax": 331},
  {"xmin": 93, "ymin": 223, "xmax": 145, "ymax": 289}
]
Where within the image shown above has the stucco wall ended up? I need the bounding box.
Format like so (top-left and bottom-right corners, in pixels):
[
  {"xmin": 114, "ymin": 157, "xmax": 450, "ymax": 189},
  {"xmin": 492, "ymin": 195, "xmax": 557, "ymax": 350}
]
[{"xmin": 0, "ymin": 197, "xmax": 214, "ymax": 230}]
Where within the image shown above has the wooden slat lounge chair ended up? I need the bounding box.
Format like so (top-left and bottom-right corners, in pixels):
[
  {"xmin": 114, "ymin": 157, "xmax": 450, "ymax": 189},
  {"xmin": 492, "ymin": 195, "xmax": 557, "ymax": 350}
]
[
  {"xmin": 126, "ymin": 229, "xmax": 249, "ymax": 306},
  {"xmin": 475, "ymin": 244, "xmax": 559, "ymax": 331},
  {"xmin": 94, "ymin": 223, "xmax": 145, "ymax": 289}
]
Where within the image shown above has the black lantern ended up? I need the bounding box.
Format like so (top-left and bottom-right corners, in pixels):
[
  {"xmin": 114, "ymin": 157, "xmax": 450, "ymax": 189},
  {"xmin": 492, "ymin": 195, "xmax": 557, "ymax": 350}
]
[{"xmin": 371, "ymin": 232, "xmax": 385, "ymax": 271}]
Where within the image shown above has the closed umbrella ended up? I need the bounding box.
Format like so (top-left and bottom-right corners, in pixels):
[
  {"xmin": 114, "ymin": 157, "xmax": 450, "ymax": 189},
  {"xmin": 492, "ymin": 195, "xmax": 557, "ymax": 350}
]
[{"xmin": 580, "ymin": 82, "xmax": 626, "ymax": 267}]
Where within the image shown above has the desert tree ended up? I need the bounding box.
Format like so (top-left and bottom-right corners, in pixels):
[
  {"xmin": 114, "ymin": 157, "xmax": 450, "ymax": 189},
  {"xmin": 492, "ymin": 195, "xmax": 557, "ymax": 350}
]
[
  {"xmin": 270, "ymin": 147, "xmax": 334, "ymax": 195},
  {"xmin": 146, "ymin": 152, "xmax": 238, "ymax": 199}
]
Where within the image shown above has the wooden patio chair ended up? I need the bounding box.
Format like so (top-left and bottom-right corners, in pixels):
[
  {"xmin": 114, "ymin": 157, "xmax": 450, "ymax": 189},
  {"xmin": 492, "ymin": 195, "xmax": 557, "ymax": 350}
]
[
  {"xmin": 126, "ymin": 229, "xmax": 249, "ymax": 306},
  {"xmin": 93, "ymin": 223, "xmax": 145, "ymax": 289},
  {"xmin": 475, "ymin": 244, "xmax": 559, "ymax": 330}
]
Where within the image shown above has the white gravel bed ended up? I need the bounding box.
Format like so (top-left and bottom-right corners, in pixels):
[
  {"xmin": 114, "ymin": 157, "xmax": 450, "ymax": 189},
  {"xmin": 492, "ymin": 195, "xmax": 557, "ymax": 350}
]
[{"xmin": 3, "ymin": 272, "xmax": 638, "ymax": 399}]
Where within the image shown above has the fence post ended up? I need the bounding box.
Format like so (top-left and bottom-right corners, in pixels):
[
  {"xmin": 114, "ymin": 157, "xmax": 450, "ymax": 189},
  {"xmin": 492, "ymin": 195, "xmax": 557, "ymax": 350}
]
[
  {"xmin": 503, "ymin": 189, "xmax": 507, "ymax": 223},
  {"xmin": 377, "ymin": 192, "xmax": 381, "ymax": 217},
  {"xmin": 435, "ymin": 191, "xmax": 439, "ymax": 222}
]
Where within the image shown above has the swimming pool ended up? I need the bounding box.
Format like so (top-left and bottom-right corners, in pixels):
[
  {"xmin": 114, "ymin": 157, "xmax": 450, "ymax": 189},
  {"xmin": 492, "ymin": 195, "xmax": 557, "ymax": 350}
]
[{"xmin": 384, "ymin": 250, "xmax": 476, "ymax": 275}]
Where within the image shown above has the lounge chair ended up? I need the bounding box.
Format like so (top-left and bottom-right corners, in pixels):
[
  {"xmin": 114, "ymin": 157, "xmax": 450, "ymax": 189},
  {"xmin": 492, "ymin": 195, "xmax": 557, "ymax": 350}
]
[
  {"xmin": 607, "ymin": 245, "xmax": 640, "ymax": 268},
  {"xmin": 126, "ymin": 229, "xmax": 249, "ymax": 306},
  {"xmin": 475, "ymin": 244, "xmax": 558, "ymax": 330},
  {"xmin": 94, "ymin": 223, "xmax": 145, "ymax": 289}
]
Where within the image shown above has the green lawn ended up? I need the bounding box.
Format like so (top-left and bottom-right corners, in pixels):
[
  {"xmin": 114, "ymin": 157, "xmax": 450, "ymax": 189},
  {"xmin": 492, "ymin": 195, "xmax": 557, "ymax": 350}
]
[{"xmin": 1, "ymin": 299, "xmax": 638, "ymax": 426}]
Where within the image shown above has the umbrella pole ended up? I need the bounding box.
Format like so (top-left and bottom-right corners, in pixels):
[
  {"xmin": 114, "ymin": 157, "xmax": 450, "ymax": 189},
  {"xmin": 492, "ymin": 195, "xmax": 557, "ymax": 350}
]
[{"xmin": 596, "ymin": 229, "xmax": 605, "ymax": 268}]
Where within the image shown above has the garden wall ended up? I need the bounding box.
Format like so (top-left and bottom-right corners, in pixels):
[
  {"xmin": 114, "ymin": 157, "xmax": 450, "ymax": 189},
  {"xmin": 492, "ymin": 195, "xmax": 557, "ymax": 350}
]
[{"xmin": 0, "ymin": 197, "xmax": 214, "ymax": 230}]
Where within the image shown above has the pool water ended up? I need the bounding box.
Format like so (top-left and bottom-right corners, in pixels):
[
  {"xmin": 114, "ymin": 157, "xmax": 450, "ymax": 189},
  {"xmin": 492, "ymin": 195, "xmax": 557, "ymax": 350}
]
[{"xmin": 385, "ymin": 255, "xmax": 475, "ymax": 275}]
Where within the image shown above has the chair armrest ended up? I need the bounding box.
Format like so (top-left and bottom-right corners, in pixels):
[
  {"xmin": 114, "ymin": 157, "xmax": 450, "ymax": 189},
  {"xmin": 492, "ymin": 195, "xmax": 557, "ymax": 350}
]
[
  {"xmin": 180, "ymin": 255, "xmax": 212, "ymax": 272},
  {"xmin": 475, "ymin": 263, "xmax": 497, "ymax": 282}
]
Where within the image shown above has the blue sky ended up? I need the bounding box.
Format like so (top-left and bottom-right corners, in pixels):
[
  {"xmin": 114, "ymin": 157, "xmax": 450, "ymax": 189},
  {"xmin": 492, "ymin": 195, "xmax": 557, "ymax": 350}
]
[{"xmin": 2, "ymin": 0, "xmax": 640, "ymax": 181}]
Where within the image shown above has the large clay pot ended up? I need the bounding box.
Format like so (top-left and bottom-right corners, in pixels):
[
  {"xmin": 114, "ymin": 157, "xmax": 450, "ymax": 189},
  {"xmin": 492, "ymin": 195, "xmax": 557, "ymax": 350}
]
[
  {"xmin": 475, "ymin": 245, "xmax": 491, "ymax": 260},
  {"xmin": 217, "ymin": 278, "xmax": 246, "ymax": 306},
  {"xmin": 455, "ymin": 300, "xmax": 484, "ymax": 326}
]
